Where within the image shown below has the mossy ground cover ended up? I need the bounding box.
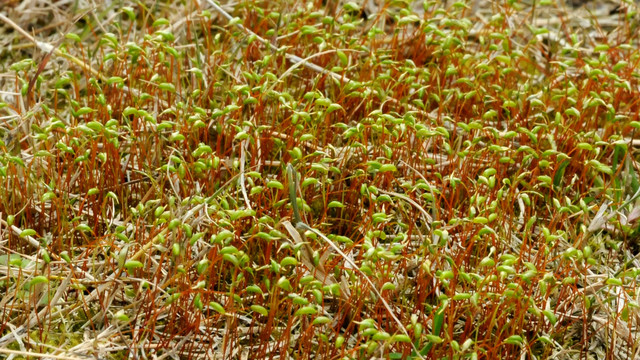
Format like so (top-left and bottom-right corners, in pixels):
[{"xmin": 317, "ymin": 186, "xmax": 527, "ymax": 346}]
[{"xmin": 0, "ymin": 0, "xmax": 639, "ymax": 359}]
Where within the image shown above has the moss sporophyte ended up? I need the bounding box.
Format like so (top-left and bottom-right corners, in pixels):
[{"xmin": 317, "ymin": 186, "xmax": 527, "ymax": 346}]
[{"xmin": 0, "ymin": 0, "xmax": 638, "ymax": 358}]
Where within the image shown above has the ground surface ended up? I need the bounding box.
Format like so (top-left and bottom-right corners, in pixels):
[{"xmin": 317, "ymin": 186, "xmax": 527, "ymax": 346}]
[{"xmin": 0, "ymin": 0, "xmax": 639, "ymax": 359}]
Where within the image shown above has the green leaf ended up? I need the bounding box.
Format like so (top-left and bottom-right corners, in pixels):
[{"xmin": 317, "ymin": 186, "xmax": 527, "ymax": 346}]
[
  {"xmin": 418, "ymin": 301, "xmax": 447, "ymax": 356},
  {"xmin": 553, "ymin": 159, "xmax": 570, "ymax": 187},
  {"xmin": 612, "ymin": 144, "xmax": 626, "ymax": 175}
]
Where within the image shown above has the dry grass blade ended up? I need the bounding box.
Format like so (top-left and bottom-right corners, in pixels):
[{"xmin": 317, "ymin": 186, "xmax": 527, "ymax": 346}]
[
  {"xmin": 0, "ymin": 273, "xmax": 72, "ymax": 347},
  {"xmin": 282, "ymin": 220, "xmax": 344, "ymax": 296},
  {"xmin": 287, "ymin": 164, "xmax": 424, "ymax": 358},
  {"xmin": 0, "ymin": 348, "xmax": 86, "ymax": 360},
  {"xmin": 302, "ymin": 223, "xmax": 425, "ymax": 359}
]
